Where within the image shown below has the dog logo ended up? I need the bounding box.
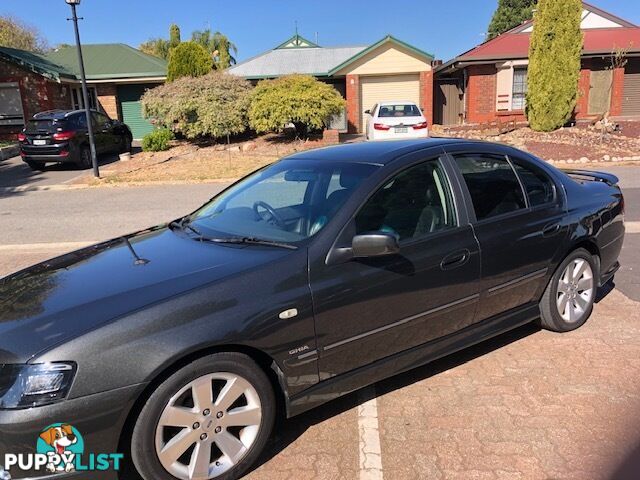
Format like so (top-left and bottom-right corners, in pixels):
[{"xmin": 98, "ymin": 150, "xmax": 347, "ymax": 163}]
[{"xmin": 36, "ymin": 424, "xmax": 84, "ymax": 473}]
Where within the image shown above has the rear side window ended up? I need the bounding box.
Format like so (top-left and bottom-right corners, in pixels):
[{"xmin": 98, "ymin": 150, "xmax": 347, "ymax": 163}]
[
  {"xmin": 512, "ymin": 162, "xmax": 555, "ymax": 206},
  {"xmin": 454, "ymin": 154, "xmax": 526, "ymax": 220}
]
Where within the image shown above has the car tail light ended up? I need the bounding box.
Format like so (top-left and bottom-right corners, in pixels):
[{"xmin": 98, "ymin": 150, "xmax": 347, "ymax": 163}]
[
  {"xmin": 412, "ymin": 122, "xmax": 428, "ymax": 130},
  {"xmin": 373, "ymin": 123, "xmax": 391, "ymax": 131},
  {"xmin": 52, "ymin": 131, "xmax": 75, "ymax": 141},
  {"xmin": 17, "ymin": 132, "xmax": 26, "ymax": 142}
]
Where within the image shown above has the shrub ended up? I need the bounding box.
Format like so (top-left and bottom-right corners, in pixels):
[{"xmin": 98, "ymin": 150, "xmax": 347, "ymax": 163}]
[
  {"xmin": 141, "ymin": 128, "xmax": 174, "ymax": 152},
  {"xmin": 141, "ymin": 72, "xmax": 252, "ymax": 139},
  {"xmin": 248, "ymin": 75, "xmax": 346, "ymax": 137},
  {"xmin": 526, "ymin": 0, "xmax": 583, "ymax": 131},
  {"xmin": 167, "ymin": 41, "xmax": 213, "ymax": 82}
]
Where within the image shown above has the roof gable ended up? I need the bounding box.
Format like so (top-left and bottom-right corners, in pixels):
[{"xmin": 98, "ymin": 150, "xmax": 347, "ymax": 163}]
[
  {"xmin": 518, "ymin": 2, "xmax": 636, "ymax": 33},
  {"xmin": 329, "ymin": 35, "xmax": 434, "ymax": 76},
  {"xmin": 275, "ymin": 34, "xmax": 319, "ymax": 49}
]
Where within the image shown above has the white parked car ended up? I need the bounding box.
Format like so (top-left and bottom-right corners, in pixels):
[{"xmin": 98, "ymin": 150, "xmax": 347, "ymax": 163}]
[{"xmin": 364, "ymin": 101, "xmax": 429, "ymax": 141}]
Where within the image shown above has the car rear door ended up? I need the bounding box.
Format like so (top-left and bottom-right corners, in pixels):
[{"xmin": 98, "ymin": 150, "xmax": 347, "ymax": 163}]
[
  {"xmin": 308, "ymin": 151, "xmax": 481, "ymax": 378},
  {"xmin": 445, "ymin": 144, "xmax": 568, "ymax": 322}
]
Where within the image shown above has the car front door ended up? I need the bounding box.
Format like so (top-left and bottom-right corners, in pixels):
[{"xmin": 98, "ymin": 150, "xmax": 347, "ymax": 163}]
[
  {"xmin": 309, "ymin": 152, "xmax": 481, "ymax": 378},
  {"xmin": 445, "ymin": 145, "xmax": 568, "ymax": 322}
]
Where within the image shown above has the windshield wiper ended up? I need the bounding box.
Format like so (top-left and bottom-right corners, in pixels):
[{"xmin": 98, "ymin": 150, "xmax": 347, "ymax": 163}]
[
  {"xmin": 202, "ymin": 236, "xmax": 298, "ymax": 250},
  {"xmin": 169, "ymin": 217, "xmax": 202, "ymax": 237}
]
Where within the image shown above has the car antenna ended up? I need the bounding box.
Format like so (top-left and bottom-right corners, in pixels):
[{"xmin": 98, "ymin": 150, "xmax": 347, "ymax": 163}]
[{"xmin": 121, "ymin": 237, "xmax": 150, "ymax": 266}]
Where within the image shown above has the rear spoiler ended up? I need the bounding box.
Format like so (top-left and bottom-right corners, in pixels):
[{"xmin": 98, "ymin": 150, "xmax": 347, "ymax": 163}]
[{"xmin": 560, "ymin": 169, "xmax": 619, "ymax": 186}]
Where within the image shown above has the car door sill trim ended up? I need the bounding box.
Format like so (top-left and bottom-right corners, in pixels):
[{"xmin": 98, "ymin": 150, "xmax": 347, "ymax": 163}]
[
  {"xmin": 486, "ymin": 268, "xmax": 548, "ymax": 296},
  {"xmin": 322, "ymin": 293, "xmax": 480, "ymax": 352}
]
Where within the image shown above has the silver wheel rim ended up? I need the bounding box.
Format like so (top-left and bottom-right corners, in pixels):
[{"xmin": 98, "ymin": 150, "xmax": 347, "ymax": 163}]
[
  {"xmin": 155, "ymin": 372, "xmax": 262, "ymax": 480},
  {"xmin": 556, "ymin": 258, "xmax": 594, "ymax": 323}
]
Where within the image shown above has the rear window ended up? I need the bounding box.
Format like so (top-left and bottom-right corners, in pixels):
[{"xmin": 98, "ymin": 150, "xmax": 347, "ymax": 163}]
[
  {"xmin": 26, "ymin": 119, "xmax": 66, "ymax": 133},
  {"xmin": 378, "ymin": 104, "xmax": 422, "ymax": 118}
]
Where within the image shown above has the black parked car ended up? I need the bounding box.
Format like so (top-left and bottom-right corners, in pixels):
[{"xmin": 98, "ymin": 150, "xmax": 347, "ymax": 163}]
[
  {"xmin": 0, "ymin": 139, "xmax": 624, "ymax": 480},
  {"xmin": 18, "ymin": 109, "xmax": 133, "ymax": 170}
]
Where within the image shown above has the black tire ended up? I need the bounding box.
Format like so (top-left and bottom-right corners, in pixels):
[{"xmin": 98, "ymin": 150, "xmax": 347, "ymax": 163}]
[
  {"xmin": 25, "ymin": 160, "xmax": 46, "ymax": 171},
  {"xmin": 539, "ymin": 248, "xmax": 597, "ymax": 332},
  {"xmin": 131, "ymin": 352, "xmax": 275, "ymax": 480},
  {"xmin": 77, "ymin": 145, "xmax": 92, "ymax": 169}
]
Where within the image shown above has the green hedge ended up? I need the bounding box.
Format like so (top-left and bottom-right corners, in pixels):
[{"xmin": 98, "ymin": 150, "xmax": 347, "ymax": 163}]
[{"xmin": 141, "ymin": 128, "xmax": 174, "ymax": 152}]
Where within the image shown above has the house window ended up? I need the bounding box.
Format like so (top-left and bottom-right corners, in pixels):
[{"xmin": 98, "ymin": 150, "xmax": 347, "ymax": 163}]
[
  {"xmin": 0, "ymin": 82, "xmax": 25, "ymax": 126},
  {"xmin": 512, "ymin": 68, "xmax": 527, "ymax": 110},
  {"xmin": 70, "ymin": 86, "xmax": 98, "ymax": 110}
]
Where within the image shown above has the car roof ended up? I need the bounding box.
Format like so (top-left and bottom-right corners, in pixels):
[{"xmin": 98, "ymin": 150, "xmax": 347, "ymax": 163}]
[
  {"xmin": 378, "ymin": 101, "xmax": 419, "ymax": 106},
  {"xmin": 31, "ymin": 109, "xmax": 99, "ymax": 120},
  {"xmin": 283, "ymin": 138, "xmax": 482, "ymax": 165}
]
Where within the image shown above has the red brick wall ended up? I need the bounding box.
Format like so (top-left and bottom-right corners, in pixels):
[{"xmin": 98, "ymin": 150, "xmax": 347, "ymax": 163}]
[
  {"xmin": 0, "ymin": 60, "xmax": 70, "ymax": 139},
  {"xmin": 465, "ymin": 64, "xmax": 497, "ymax": 123},
  {"xmin": 575, "ymin": 61, "xmax": 591, "ymax": 119},
  {"xmin": 96, "ymin": 83, "xmax": 119, "ymax": 120},
  {"xmin": 610, "ymin": 66, "xmax": 625, "ymax": 116},
  {"xmin": 346, "ymin": 74, "xmax": 360, "ymax": 133},
  {"xmin": 420, "ymin": 70, "xmax": 434, "ymax": 126}
]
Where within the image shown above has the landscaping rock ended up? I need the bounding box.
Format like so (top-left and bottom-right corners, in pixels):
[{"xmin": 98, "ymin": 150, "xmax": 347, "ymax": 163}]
[
  {"xmin": 242, "ymin": 142, "xmax": 257, "ymax": 152},
  {"xmin": 579, "ymin": 157, "xmax": 589, "ymax": 164},
  {"xmin": 603, "ymin": 154, "xmax": 610, "ymax": 161},
  {"xmin": 226, "ymin": 146, "xmax": 241, "ymax": 152}
]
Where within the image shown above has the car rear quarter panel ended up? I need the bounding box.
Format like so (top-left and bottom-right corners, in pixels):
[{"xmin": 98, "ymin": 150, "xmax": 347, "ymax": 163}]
[{"xmin": 561, "ymin": 175, "xmax": 625, "ymax": 278}]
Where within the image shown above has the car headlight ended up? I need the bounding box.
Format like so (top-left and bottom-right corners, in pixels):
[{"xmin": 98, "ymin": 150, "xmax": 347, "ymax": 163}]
[{"xmin": 0, "ymin": 363, "xmax": 76, "ymax": 409}]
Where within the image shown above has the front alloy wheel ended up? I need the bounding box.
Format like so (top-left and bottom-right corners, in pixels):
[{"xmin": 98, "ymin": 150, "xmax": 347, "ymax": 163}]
[
  {"xmin": 155, "ymin": 373, "xmax": 262, "ymax": 479},
  {"xmin": 131, "ymin": 353, "xmax": 275, "ymax": 480}
]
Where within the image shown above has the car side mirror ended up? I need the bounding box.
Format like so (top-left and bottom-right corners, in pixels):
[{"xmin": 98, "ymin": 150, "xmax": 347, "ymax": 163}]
[
  {"xmin": 352, "ymin": 232, "xmax": 400, "ymax": 258},
  {"xmin": 364, "ymin": 109, "xmax": 371, "ymax": 115}
]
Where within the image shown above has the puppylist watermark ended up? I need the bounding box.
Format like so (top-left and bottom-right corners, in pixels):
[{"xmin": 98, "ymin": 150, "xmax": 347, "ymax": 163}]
[{"xmin": 2, "ymin": 423, "xmax": 123, "ymax": 476}]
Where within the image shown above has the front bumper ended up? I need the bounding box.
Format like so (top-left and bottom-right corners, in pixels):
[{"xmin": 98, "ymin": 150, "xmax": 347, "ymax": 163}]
[{"xmin": 0, "ymin": 384, "xmax": 144, "ymax": 480}]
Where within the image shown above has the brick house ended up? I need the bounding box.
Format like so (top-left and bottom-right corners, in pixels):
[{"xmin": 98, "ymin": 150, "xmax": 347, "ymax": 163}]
[
  {"xmin": 229, "ymin": 34, "xmax": 435, "ymax": 133},
  {"xmin": 433, "ymin": 2, "xmax": 640, "ymax": 125},
  {"xmin": 0, "ymin": 44, "xmax": 167, "ymax": 140}
]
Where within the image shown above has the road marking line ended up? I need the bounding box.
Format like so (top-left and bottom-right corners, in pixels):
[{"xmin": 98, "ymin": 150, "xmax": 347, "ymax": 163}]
[
  {"xmin": 0, "ymin": 241, "xmax": 96, "ymax": 252},
  {"xmin": 627, "ymin": 221, "xmax": 640, "ymax": 234},
  {"xmin": 358, "ymin": 387, "xmax": 384, "ymax": 480}
]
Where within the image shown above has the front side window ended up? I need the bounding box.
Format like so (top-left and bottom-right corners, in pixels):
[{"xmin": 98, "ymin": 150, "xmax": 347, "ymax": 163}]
[
  {"xmin": 512, "ymin": 162, "xmax": 555, "ymax": 206},
  {"xmin": 455, "ymin": 154, "xmax": 526, "ymax": 220},
  {"xmin": 512, "ymin": 68, "xmax": 528, "ymax": 110},
  {"xmin": 189, "ymin": 160, "xmax": 378, "ymax": 243},
  {"xmin": 355, "ymin": 158, "xmax": 456, "ymax": 241}
]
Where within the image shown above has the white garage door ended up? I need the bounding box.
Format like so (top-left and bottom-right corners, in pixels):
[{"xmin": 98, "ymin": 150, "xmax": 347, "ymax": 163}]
[{"xmin": 360, "ymin": 74, "xmax": 420, "ymax": 133}]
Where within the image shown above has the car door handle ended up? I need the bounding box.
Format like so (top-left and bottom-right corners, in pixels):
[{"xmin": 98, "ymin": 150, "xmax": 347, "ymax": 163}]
[
  {"xmin": 440, "ymin": 249, "xmax": 470, "ymax": 271},
  {"xmin": 542, "ymin": 223, "xmax": 561, "ymax": 237}
]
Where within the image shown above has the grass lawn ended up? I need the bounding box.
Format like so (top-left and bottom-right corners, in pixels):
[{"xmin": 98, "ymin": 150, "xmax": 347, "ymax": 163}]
[{"xmin": 0, "ymin": 141, "xmax": 16, "ymax": 148}]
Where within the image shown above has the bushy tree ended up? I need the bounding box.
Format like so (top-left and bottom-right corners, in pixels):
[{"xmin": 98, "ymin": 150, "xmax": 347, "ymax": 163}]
[
  {"xmin": 141, "ymin": 72, "xmax": 252, "ymax": 139},
  {"xmin": 167, "ymin": 42, "xmax": 213, "ymax": 82},
  {"xmin": 526, "ymin": 0, "xmax": 583, "ymax": 131},
  {"xmin": 139, "ymin": 38, "xmax": 170, "ymax": 59},
  {"xmin": 0, "ymin": 16, "xmax": 48, "ymax": 52},
  {"xmin": 487, "ymin": 0, "xmax": 537, "ymax": 39},
  {"xmin": 249, "ymin": 75, "xmax": 345, "ymax": 137},
  {"xmin": 192, "ymin": 29, "xmax": 238, "ymax": 70},
  {"xmin": 169, "ymin": 24, "xmax": 181, "ymax": 49}
]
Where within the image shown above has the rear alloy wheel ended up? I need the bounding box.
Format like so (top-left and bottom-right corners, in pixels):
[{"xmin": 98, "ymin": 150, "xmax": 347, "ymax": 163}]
[
  {"xmin": 539, "ymin": 248, "xmax": 597, "ymax": 332},
  {"xmin": 132, "ymin": 353, "xmax": 275, "ymax": 480}
]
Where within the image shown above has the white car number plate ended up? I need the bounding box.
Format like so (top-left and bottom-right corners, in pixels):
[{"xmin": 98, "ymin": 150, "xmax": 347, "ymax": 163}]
[
  {"xmin": 33, "ymin": 139, "xmax": 47, "ymax": 145},
  {"xmin": 394, "ymin": 127, "xmax": 408, "ymax": 133}
]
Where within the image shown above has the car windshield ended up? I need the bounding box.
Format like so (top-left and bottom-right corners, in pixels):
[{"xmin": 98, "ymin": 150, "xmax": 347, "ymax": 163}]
[
  {"xmin": 378, "ymin": 104, "xmax": 422, "ymax": 117},
  {"xmin": 186, "ymin": 159, "xmax": 379, "ymax": 244}
]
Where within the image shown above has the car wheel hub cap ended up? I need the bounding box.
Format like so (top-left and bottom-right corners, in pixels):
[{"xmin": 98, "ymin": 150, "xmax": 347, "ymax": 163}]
[
  {"xmin": 155, "ymin": 372, "xmax": 262, "ymax": 480},
  {"xmin": 556, "ymin": 258, "xmax": 594, "ymax": 323}
]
